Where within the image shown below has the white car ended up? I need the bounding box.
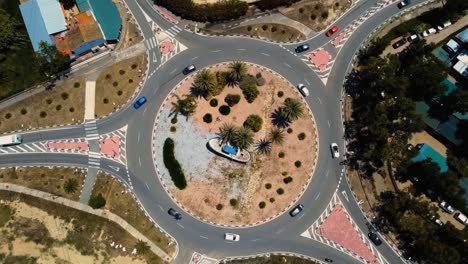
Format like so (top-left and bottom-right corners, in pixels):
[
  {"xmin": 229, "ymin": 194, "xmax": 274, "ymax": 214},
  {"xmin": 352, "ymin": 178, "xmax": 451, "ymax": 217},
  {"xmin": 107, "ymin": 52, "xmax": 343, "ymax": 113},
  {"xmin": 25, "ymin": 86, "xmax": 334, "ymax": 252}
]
[
  {"xmin": 297, "ymin": 84, "xmax": 309, "ymax": 97},
  {"xmin": 421, "ymin": 28, "xmax": 437, "ymax": 38},
  {"xmin": 439, "ymin": 201, "xmax": 455, "ymax": 214},
  {"xmin": 330, "ymin": 143, "xmax": 340, "ymax": 158},
  {"xmin": 224, "ymin": 233, "xmax": 240, "ymax": 241}
]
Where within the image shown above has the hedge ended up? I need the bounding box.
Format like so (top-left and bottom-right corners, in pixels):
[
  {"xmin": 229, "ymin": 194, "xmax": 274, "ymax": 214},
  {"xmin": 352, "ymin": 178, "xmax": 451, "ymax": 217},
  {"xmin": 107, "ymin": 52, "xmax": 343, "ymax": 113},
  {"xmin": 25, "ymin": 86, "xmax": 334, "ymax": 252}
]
[
  {"xmin": 243, "ymin": 114, "xmax": 263, "ymax": 132},
  {"xmin": 154, "ymin": 0, "xmax": 248, "ymax": 22},
  {"xmin": 89, "ymin": 194, "xmax": 106, "ymax": 209},
  {"xmin": 239, "ymin": 75, "xmax": 259, "ymax": 103},
  {"xmin": 224, "ymin": 94, "xmax": 241, "ymax": 107},
  {"xmin": 163, "ymin": 138, "xmax": 187, "ymax": 189}
]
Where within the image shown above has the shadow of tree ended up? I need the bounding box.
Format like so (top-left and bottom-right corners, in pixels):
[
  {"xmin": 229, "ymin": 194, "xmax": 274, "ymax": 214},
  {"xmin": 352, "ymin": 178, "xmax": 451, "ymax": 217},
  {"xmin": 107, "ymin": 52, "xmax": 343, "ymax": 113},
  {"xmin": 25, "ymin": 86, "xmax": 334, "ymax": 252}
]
[{"xmin": 271, "ymin": 108, "xmax": 290, "ymax": 128}]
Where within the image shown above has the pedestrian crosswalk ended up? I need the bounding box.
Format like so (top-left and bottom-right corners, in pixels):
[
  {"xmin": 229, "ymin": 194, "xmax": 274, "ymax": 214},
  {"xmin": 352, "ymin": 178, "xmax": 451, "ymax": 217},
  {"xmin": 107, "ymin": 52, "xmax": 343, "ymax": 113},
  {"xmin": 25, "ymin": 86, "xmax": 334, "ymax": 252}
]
[
  {"xmin": 84, "ymin": 119, "xmax": 99, "ymax": 140},
  {"xmin": 165, "ymin": 25, "xmax": 182, "ymax": 38},
  {"xmin": 88, "ymin": 151, "xmax": 101, "ymax": 168},
  {"xmin": 145, "ymin": 36, "xmax": 158, "ymax": 50},
  {"xmin": 0, "ymin": 142, "xmax": 47, "ymax": 154}
]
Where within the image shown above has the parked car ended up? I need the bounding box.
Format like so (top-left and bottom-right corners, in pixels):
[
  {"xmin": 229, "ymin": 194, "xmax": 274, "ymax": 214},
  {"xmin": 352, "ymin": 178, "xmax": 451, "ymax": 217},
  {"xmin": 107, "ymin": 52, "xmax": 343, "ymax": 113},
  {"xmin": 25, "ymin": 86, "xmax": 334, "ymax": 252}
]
[
  {"xmin": 182, "ymin": 65, "xmax": 196, "ymax": 75},
  {"xmin": 133, "ymin": 96, "xmax": 147, "ymax": 109},
  {"xmin": 297, "ymin": 84, "xmax": 310, "ymax": 97},
  {"xmin": 224, "ymin": 233, "xmax": 240, "ymax": 241},
  {"xmin": 421, "ymin": 28, "xmax": 437, "ymax": 38},
  {"xmin": 330, "ymin": 143, "xmax": 340, "ymax": 158},
  {"xmin": 368, "ymin": 232, "xmax": 382, "ymax": 246},
  {"xmin": 295, "ymin": 44, "xmax": 310, "ymax": 53},
  {"xmin": 434, "ymin": 218, "xmax": 444, "ymax": 226},
  {"xmin": 289, "ymin": 204, "xmax": 304, "ymax": 217},
  {"xmin": 440, "ymin": 201, "xmax": 455, "ymax": 214},
  {"xmin": 437, "ymin": 21, "xmax": 452, "ymax": 31},
  {"xmin": 407, "ymin": 34, "xmax": 419, "ymax": 42},
  {"xmin": 397, "ymin": 0, "xmax": 411, "ymax": 9},
  {"xmin": 168, "ymin": 208, "xmax": 182, "ymax": 220},
  {"xmin": 326, "ymin": 26, "xmax": 339, "ymax": 37},
  {"xmin": 454, "ymin": 212, "xmax": 468, "ymax": 225},
  {"xmin": 324, "ymin": 258, "xmax": 334, "ymax": 263},
  {"xmin": 392, "ymin": 38, "xmax": 407, "ymax": 49}
]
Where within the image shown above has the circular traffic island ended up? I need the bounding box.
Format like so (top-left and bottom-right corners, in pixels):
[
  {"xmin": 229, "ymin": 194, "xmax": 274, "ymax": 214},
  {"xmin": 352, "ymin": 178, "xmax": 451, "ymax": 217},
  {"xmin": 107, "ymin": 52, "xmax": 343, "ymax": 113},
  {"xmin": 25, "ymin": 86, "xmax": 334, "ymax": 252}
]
[{"xmin": 153, "ymin": 62, "xmax": 318, "ymax": 226}]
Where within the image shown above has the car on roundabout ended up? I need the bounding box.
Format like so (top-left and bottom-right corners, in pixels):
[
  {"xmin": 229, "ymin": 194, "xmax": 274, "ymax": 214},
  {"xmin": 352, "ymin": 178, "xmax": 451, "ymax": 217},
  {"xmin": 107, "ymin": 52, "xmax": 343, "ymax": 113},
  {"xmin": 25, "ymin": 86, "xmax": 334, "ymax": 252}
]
[
  {"xmin": 295, "ymin": 44, "xmax": 310, "ymax": 53},
  {"xmin": 326, "ymin": 26, "xmax": 339, "ymax": 37},
  {"xmin": 324, "ymin": 258, "xmax": 333, "ymax": 263},
  {"xmin": 368, "ymin": 232, "xmax": 382, "ymax": 246},
  {"xmin": 289, "ymin": 204, "xmax": 304, "ymax": 217},
  {"xmin": 397, "ymin": 0, "xmax": 411, "ymax": 9},
  {"xmin": 330, "ymin": 143, "xmax": 340, "ymax": 158},
  {"xmin": 297, "ymin": 84, "xmax": 310, "ymax": 97},
  {"xmin": 168, "ymin": 208, "xmax": 182, "ymax": 220},
  {"xmin": 133, "ymin": 96, "xmax": 147, "ymax": 109},
  {"xmin": 224, "ymin": 233, "xmax": 240, "ymax": 241},
  {"xmin": 183, "ymin": 65, "xmax": 196, "ymax": 75}
]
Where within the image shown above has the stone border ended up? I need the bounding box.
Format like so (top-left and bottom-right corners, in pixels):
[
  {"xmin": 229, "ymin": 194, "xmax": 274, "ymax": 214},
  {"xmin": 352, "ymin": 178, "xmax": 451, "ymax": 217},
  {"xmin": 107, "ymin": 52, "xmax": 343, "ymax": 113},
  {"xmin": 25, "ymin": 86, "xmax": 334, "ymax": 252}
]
[
  {"xmin": 337, "ymin": 0, "xmax": 439, "ymax": 262},
  {"xmin": 218, "ymin": 251, "xmax": 328, "ymax": 264},
  {"xmin": 151, "ymin": 62, "xmax": 319, "ymax": 228}
]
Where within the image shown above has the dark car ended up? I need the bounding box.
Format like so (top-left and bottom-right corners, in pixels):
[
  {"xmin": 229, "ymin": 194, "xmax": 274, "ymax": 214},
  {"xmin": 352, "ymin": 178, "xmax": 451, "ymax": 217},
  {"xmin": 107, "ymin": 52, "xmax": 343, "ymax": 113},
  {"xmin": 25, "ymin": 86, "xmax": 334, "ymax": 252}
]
[
  {"xmin": 133, "ymin": 96, "xmax": 147, "ymax": 109},
  {"xmin": 295, "ymin": 44, "xmax": 310, "ymax": 53},
  {"xmin": 182, "ymin": 65, "xmax": 196, "ymax": 75},
  {"xmin": 326, "ymin": 26, "xmax": 339, "ymax": 37},
  {"xmin": 368, "ymin": 232, "xmax": 382, "ymax": 246},
  {"xmin": 168, "ymin": 208, "xmax": 182, "ymax": 220},
  {"xmin": 289, "ymin": 204, "xmax": 304, "ymax": 217},
  {"xmin": 397, "ymin": 0, "xmax": 411, "ymax": 9},
  {"xmin": 324, "ymin": 258, "xmax": 333, "ymax": 263},
  {"xmin": 392, "ymin": 38, "xmax": 407, "ymax": 49}
]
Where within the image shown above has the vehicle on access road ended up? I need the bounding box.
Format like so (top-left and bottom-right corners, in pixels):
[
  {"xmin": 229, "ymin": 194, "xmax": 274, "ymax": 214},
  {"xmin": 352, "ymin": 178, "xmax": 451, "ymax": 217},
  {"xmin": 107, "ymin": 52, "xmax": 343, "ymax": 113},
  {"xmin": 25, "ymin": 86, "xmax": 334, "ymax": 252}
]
[
  {"xmin": 168, "ymin": 208, "xmax": 182, "ymax": 220},
  {"xmin": 368, "ymin": 232, "xmax": 382, "ymax": 246},
  {"xmin": 440, "ymin": 201, "xmax": 455, "ymax": 214},
  {"xmin": 133, "ymin": 96, "xmax": 147, "ymax": 109},
  {"xmin": 330, "ymin": 143, "xmax": 340, "ymax": 158},
  {"xmin": 326, "ymin": 26, "xmax": 339, "ymax": 37},
  {"xmin": 295, "ymin": 44, "xmax": 310, "ymax": 53},
  {"xmin": 0, "ymin": 134, "xmax": 22, "ymax": 147},
  {"xmin": 297, "ymin": 84, "xmax": 310, "ymax": 97},
  {"xmin": 397, "ymin": 0, "xmax": 411, "ymax": 9},
  {"xmin": 289, "ymin": 204, "xmax": 304, "ymax": 217},
  {"xmin": 392, "ymin": 38, "xmax": 407, "ymax": 49},
  {"xmin": 183, "ymin": 65, "xmax": 196, "ymax": 75},
  {"xmin": 224, "ymin": 233, "xmax": 240, "ymax": 241}
]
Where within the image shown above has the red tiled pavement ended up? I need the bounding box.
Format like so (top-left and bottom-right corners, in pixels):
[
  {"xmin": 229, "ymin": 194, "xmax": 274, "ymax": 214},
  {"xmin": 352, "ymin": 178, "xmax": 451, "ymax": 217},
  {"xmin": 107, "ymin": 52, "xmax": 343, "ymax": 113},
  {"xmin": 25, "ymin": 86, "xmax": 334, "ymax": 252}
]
[
  {"xmin": 316, "ymin": 205, "xmax": 378, "ymax": 263},
  {"xmin": 47, "ymin": 142, "xmax": 88, "ymax": 151},
  {"xmin": 160, "ymin": 40, "xmax": 175, "ymax": 56},
  {"xmin": 100, "ymin": 136, "xmax": 120, "ymax": 158},
  {"xmin": 333, "ymin": 27, "xmax": 353, "ymax": 47},
  {"xmin": 309, "ymin": 50, "xmax": 332, "ymax": 72},
  {"xmin": 154, "ymin": 6, "xmax": 179, "ymax": 24}
]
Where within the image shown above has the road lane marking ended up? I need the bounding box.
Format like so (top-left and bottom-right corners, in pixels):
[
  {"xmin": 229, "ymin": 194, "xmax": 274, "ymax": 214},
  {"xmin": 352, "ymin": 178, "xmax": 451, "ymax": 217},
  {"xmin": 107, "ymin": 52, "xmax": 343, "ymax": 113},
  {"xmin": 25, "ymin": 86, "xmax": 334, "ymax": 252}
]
[
  {"xmin": 200, "ymin": 235, "xmax": 209, "ymax": 239},
  {"xmin": 177, "ymin": 223, "xmax": 184, "ymax": 229},
  {"xmin": 169, "ymin": 68, "xmax": 177, "ymax": 74},
  {"xmin": 305, "ymin": 79, "xmax": 310, "ymax": 85},
  {"xmin": 142, "ymin": 107, "xmax": 148, "ymax": 116},
  {"xmin": 139, "ymin": 156, "xmax": 142, "ymax": 167},
  {"xmin": 298, "ymin": 213, "xmax": 305, "ymax": 220},
  {"xmin": 251, "ymin": 238, "xmax": 261, "ymax": 242},
  {"xmin": 326, "ymin": 170, "xmax": 329, "ymax": 178},
  {"xmin": 341, "ymin": 190, "xmax": 349, "ymax": 202},
  {"xmin": 191, "ymin": 56, "xmax": 199, "ymax": 61},
  {"xmin": 315, "ymin": 192, "xmax": 321, "ymax": 200},
  {"xmin": 158, "ymin": 205, "xmax": 164, "ymax": 211},
  {"xmin": 283, "ymin": 62, "xmax": 292, "ymax": 68},
  {"xmin": 328, "ymin": 120, "xmax": 331, "ymax": 127},
  {"xmin": 152, "ymin": 51, "xmax": 157, "ymax": 63},
  {"xmin": 317, "ymin": 97, "xmax": 322, "ymax": 104},
  {"xmin": 138, "ymin": 132, "xmax": 141, "ymax": 143},
  {"xmin": 237, "ymin": 48, "xmax": 246, "ymax": 51},
  {"xmin": 211, "ymin": 50, "xmax": 221, "ymax": 53},
  {"xmin": 108, "ymin": 165, "xmax": 120, "ymax": 171},
  {"xmin": 145, "ymin": 182, "xmax": 150, "ymax": 190},
  {"xmin": 261, "ymin": 53, "xmax": 270, "ymax": 56}
]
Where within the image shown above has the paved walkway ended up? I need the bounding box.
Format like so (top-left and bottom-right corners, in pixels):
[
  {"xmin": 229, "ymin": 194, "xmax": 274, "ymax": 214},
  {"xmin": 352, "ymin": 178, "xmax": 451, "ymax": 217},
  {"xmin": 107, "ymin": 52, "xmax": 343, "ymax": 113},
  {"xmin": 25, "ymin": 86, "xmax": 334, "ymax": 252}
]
[
  {"xmin": 84, "ymin": 81, "xmax": 96, "ymax": 120},
  {"xmin": 0, "ymin": 182, "xmax": 172, "ymax": 262}
]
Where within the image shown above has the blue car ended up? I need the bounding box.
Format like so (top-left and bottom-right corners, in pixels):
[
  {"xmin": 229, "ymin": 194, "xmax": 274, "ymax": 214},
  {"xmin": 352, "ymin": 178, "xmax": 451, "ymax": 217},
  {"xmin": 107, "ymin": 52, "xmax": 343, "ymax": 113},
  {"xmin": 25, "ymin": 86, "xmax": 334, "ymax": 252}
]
[{"xmin": 133, "ymin": 96, "xmax": 147, "ymax": 109}]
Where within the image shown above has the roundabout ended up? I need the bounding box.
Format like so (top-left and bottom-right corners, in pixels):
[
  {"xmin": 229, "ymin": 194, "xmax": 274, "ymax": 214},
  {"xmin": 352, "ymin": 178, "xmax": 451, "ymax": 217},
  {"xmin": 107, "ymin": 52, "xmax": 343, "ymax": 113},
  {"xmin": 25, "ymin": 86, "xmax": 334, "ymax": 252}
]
[{"xmin": 0, "ymin": 0, "xmax": 435, "ymax": 263}]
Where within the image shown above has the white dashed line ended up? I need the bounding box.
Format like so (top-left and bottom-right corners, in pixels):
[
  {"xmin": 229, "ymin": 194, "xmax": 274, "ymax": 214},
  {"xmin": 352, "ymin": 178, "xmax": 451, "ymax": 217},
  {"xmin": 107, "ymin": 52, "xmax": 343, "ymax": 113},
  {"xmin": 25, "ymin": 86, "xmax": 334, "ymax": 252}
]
[
  {"xmin": 138, "ymin": 132, "xmax": 140, "ymax": 143},
  {"xmin": 177, "ymin": 223, "xmax": 184, "ymax": 229},
  {"xmin": 328, "ymin": 120, "xmax": 331, "ymax": 127},
  {"xmin": 315, "ymin": 192, "xmax": 321, "ymax": 200},
  {"xmin": 145, "ymin": 182, "xmax": 150, "ymax": 190},
  {"xmin": 261, "ymin": 53, "xmax": 270, "ymax": 56},
  {"xmin": 169, "ymin": 68, "xmax": 177, "ymax": 74},
  {"xmin": 211, "ymin": 50, "xmax": 221, "ymax": 53},
  {"xmin": 191, "ymin": 56, "xmax": 199, "ymax": 61},
  {"xmin": 158, "ymin": 205, "xmax": 164, "ymax": 211},
  {"xmin": 139, "ymin": 156, "xmax": 142, "ymax": 167},
  {"xmin": 200, "ymin": 235, "xmax": 209, "ymax": 239},
  {"xmin": 142, "ymin": 107, "xmax": 148, "ymax": 116},
  {"xmin": 283, "ymin": 62, "xmax": 292, "ymax": 68},
  {"xmin": 305, "ymin": 79, "xmax": 310, "ymax": 85},
  {"xmin": 317, "ymin": 97, "xmax": 322, "ymax": 104},
  {"xmin": 237, "ymin": 48, "xmax": 246, "ymax": 51}
]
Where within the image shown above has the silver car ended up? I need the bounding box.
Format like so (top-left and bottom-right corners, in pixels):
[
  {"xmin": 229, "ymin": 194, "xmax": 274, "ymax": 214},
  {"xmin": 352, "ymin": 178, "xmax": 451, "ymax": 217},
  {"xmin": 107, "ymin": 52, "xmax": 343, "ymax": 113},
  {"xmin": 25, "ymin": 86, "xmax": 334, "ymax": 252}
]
[
  {"xmin": 224, "ymin": 233, "xmax": 240, "ymax": 241},
  {"xmin": 297, "ymin": 84, "xmax": 309, "ymax": 97},
  {"xmin": 330, "ymin": 143, "xmax": 340, "ymax": 158}
]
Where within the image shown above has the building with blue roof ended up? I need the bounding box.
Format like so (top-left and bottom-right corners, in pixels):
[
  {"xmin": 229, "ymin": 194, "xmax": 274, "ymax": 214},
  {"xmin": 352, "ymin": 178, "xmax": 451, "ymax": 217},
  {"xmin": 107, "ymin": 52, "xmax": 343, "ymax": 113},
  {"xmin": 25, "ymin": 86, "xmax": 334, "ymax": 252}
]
[
  {"xmin": 20, "ymin": 0, "xmax": 67, "ymax": 51},
  {"xmin": 411, "ymin": 144, "xmax": 448, "ymax": 172},
  {"xmin": 87, "ymin": 0, "xmax": 122, "ymax": 42}
]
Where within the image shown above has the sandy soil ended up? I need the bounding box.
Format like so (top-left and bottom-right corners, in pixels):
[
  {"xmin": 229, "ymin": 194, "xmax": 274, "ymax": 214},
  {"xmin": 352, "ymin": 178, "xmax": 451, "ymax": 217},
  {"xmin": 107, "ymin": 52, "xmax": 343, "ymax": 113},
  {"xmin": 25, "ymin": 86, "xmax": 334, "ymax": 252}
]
[
  {"xmin": 115, "ymin": 1, "xmax": 144, "ymax": 52},
  {"xmin": 155, "ymin": 64, "xmax": 317, "ymax": 225}
]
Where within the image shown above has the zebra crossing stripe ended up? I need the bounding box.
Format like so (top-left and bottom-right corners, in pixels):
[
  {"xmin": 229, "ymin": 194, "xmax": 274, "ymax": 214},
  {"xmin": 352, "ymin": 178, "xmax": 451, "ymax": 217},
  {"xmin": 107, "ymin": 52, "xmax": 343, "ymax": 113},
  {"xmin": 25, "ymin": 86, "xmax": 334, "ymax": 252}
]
[
  {"xmin": 152, "ymin": 38, "xmax": 157, "ymax": 48},
  {"xmin": 6, "ymin": 147, "xmax": 18, "ymax": 153},
  {"xmin": 165, "ymin": 30, "xmax": 175, "ymax": 38},
  {"xmin": 23, "ymin": 145, "xmax": 36, "ymax": 152},
  {"xmin": 172, "ymin": 26, "xmax": 181, "ymax": 32},
  {"xmin": 0, "ymin": 148, "xmax": 8, "ymax": 153}
]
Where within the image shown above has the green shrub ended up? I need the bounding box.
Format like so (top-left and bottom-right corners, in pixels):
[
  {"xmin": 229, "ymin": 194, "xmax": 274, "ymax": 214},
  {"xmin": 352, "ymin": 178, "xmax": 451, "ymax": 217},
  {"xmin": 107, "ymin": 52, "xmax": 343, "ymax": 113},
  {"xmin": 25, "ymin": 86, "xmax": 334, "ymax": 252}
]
[
  {"xmin": 278, "ymin": 152, "xmax": 285, "ymax": 158},
  {"xmin": 256, "ymin": 77, "xmax": 266, "ymax": 86},
  {"xmin": 230, "ymin": 199, "xmax": 238, "ymax": 207},
  {"xmin": 239, "ymin": 75, "xmax": 259, "ymax": 103},
  {"xmin": 0, "ymin": 205, "xmax": 13, "ymax": 227},
  {"xmin": 295, "ymin": 160, "xmax": 302, "ymax": 168},
  {"xmin": 265, "ymin": 183, "xmax": 272, "ymax": 189},
  {"xmin": 163, "ymin": 138, "xmax": 187, "ymax": 189},
  {"xmin": 216, "ymin": 71, "xmax": 229, "ymax": 89},
  {"xmin": 171, "ymin": 117, "xmax": 178, "ymax": 124},
  {"xmin": 210, "ymin": 98, "xmax": 218, "ymax": 107},
  {"xmin": 269, "ymin": 197, "xmax": 275, "ymax": 203},
  {"xmin": 219, "ymin": 105, "xmax": 231, "ymax": 115},
  {"xmin": 281, "ymin": 171, "xmax": 288, "ymax": 176},
  {"xmin": 287, "ymin": 128, "xmax": 293, "ymax": 134},
  {"xmin": 243, "ymin": 114, "xmax": 263, "ymax": 132},
  {"xmin": 283, "ymin": 176, "xmax": 293, "ymax": 184},
  {"xmin": 203, "ymin": 113, "xmax": 213, "ymax": 123},
  {"xmin": 89, "ymin": 194, "xmax": 106, "ymax": 209},
  {"xmin": 224, "ymin": 94, "xmax": 241, "ymax": 107},
  {"xmin": 298, "ymin": 132, "xmax": 306, "ymax": 140},
  {"xmin": 277, "ymin": 91, "xmax": 284, "ymax": 98},
  {"xmin": 276, "ymin": 188, "xmax": 284, "ymax": 195},
  {"xmin": 259, "ymin": 201, "xmax": 266, "ymax": 209},
  {"xmin": 216, "ymin": 204, "xmax": 223, "ymax": 210},
  {"xmin": 170, "ymin": 126, "xmax": 177, "ymax": 132}
]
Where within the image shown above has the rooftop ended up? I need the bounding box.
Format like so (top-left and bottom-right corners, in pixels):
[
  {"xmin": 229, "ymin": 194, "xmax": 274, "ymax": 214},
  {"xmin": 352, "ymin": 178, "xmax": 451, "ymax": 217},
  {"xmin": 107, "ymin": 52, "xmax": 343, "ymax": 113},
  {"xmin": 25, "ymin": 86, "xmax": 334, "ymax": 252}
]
[
  {"xmin": 88, "ymin": 0, "xmax": 121, "ymax": 41},
  {"xmin": 412, "ymin": 144, "xmax": 448, "ymax": 172},
  {"xmin": 19, "ymin": 0, "xmax": 55, "ymax": 51}
]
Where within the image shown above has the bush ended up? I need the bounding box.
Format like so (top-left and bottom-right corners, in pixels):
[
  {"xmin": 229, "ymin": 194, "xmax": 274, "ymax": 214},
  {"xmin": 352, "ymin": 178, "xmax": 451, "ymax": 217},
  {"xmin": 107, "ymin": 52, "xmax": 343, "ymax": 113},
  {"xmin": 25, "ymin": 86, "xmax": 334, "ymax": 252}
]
[
  {"xmin": 131, "ymin": 64, "xmax": 137, "ymax": 69},
  {"xmin": 61, "ymin": 92, "xmax": 69, "ymax": 99},
  {"xmin": 287, "ymin": 128, "xmax": 293, "ymax": 134},
  {"xmin": 259, "ymin": 201, "xmax": 266, "ymax": 209},
  {"xmin": 129, "ymin": 79, "xmax": 133, "ymax": 83},
  {"xmin": 277, "ymin": 91, "xmax": 284, "ymax": 98},
  {"xmin": 281, "ymin": 171, "xmax": 288, "ymax": 176},
  {"xmin": 265, "ymin": 183, "xmax": 272, "ymax": 189},
  {"xmin": 171, "ymin": 117, "xmax": 178, "ymax": 124},
  {"xmin": 163, "ymin": 138, "xmax": 187, "ymax": 189},
  {"xmin": 243, "ymin": 115, "xmax": 263, "ymax": 132},
  {"xmin": 103, "ymin": 98, "xmax": 109, "ymax": 104},
  {"xmin": 40, "ymin": 111, "xmax": 47, "ymax": 118},
  {"xmin": 56, "ymin": 105, "xmax": 62, "ymax": 111},
  {"xmin": 216, "ymin": 204, "xmax": 223, "ymax": 210},
  {"xmin": 4, "ymin": 113, "xmax": 11, "ymax": 119},
  {"xmin": 210, "ymin": 98, "xmax": 218, "ymax": 107},
  {"xmin": 269, "ymin": 197, "xmax": 275, "ymax": 203},
  {"xmin": 74, "ymin": 82, "xmax": 80, "ymax": 88},
  {"xmin": 256, "ymin": 77, "xmax": 266, "ymax": 86},
  {"xmin": 20, "ymin": 109, "xmax": 27, "ymax": 115},
  {"xmin": 117, "ymin": 90, "xmax": 123, "ymax": 96},
  {"xmin": 203, "ymin": 113, "xmax": 213, "ymax": 123},
  {"xmin": 262, "ymin": 24, "xmax": 268, "ymax": 31},
  {"xmin": 170, "ymin": 126, "xmax": 176, "ymax": 132},
  {"xmin": 295, "ymin": 160, "xmax": 302, "ymax": 168},
  {"xmin": 298, "ymin": 132, "xmax": 306, "ymax": 140},
  {"xmin": 239, "ymin": 75, "xmax": 259, "ymax": 103},
  {"xmin": 46, "ymin": 99, "xmax": 52, "ymax": 104},
  {"xmin": 219, "ymin": 105, "xmax": 231, "ymax": 115},
  {"xmin": 89, "ymin": 194, "xmax": 106, "ymax": 209},
  {"xmin": 283, "ymin": 176, "xmax": 293, "ymax": 184},
  {"xmin": 119, "ymin": 69, "xmax": 125, "ymax": 75},
  {"xmin": 224, "ymin": 94, "xmax": 241, "ymax": 107},
  {"xmin": 321, "ymin": 11, "xmax": 329, "ymax": 19},
  {"xmin": 69, "ymin": 107, "xmax": 75, "ymax": 112},
  {"xmin": 105, "ymin": 74, "xmax": 111, "ymax": 80},
  {"xmin": 113, "ymin": 81, "xmax": 118, "ymax": 87},
  {"xmin": 154, "ymin": 0, "xmax": 248, "ymax": 22},
  {"xmin": 278, "ymin": 152, "xmax": 285, "ymax": 158},
  {"xmin": 276, "ymin": 188, "xmax": 284, "ymax": 195},
  {"xmin": 230, "ymin": 199, "xmax": 238, "ymax": 207}
]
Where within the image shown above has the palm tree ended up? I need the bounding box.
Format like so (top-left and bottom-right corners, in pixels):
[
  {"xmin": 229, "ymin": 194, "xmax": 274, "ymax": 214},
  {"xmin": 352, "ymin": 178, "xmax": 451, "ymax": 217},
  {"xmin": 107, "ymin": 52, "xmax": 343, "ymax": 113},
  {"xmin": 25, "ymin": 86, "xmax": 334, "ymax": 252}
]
[
  {"xmin": 255, "ymin": 138, "xmax": 272, "ymax": 155},
  {"xmin": 281, "ymin": 97, "xmax": 304, "ymax": 122},
  {"xmin": 269, "ymin": 128, "xmax": 285, "ymax": 145},
  {"xmin": 232, "ymin": 127, "xmax": 254, "ymax": 151},
  {"xmin": 135, "ymin": 240, "xmax": 150, "ymax": 255},
  {"xmin": 228, "ymin": 61, "xmax": 247, "ymax": 83},
  {"xmin": 171, "ymin": 95, "xmax": 197, "ymax": 118},
  {"xmin": 217, "ymin": 123, "xmax": 237, "ymax": 145},
  {"xmin": 64, "ymin": 178, "xmax": 78, "ymax": 194},
  {"xmin": 194, "ymin": 69, "xmax": 216, "ymax": 97}
]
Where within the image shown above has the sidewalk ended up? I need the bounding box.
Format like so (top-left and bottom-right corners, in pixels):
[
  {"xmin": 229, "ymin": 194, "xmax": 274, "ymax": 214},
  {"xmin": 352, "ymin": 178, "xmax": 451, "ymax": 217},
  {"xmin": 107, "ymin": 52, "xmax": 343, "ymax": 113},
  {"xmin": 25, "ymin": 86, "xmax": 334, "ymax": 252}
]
[
  {"xmin": 84, "ymin": 81, "xmax": 96, "ymax": 120},
  {"xmin": 0, "ymin": 182, "xmax": 173, "ymax": 262}
]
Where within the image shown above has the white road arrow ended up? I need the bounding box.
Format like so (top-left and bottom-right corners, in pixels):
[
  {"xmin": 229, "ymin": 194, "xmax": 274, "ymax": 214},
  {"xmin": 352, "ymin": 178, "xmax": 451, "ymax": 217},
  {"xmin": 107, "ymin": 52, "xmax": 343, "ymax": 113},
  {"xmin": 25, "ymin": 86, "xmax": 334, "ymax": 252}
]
[
  {"xmin": 153, "ymin": 51, "xmax": 158, "ymax": 63},
  {"xmin": 341, "ymin": 190, "xmax": 349, "ymax": 202},
  {"xmin": 108, "ymin": 165, "xmax": 120, "ymax": 172}
]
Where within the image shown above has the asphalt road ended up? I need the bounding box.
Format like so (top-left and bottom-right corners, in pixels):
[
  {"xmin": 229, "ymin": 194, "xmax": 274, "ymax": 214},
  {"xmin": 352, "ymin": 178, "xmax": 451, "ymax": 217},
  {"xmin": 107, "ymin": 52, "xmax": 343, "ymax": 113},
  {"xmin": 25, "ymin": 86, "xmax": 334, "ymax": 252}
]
[{"xmin": 0, "ymin": 0, "xmax": 432, "ymax": 263}]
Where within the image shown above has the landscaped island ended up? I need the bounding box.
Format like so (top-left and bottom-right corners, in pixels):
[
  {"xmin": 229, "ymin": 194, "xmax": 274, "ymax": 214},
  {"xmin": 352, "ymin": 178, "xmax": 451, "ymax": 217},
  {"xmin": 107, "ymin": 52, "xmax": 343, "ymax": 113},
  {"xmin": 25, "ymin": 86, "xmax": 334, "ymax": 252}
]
[{"xmin": 154, "ymin": 62, "xmax": 318, "ymax": 226}]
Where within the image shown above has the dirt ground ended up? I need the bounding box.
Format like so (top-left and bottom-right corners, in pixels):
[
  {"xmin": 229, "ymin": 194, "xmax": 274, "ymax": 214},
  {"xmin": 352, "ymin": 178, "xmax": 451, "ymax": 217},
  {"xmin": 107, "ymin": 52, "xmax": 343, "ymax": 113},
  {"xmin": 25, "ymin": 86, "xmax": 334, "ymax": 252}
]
[
  {"xmin": 0, "ymin": 78, "xmax": 85, "ymax": 134},
  {"xmin": 0, "ymin": 191, "xmax": 161, "ymax": 264},
  {"xmin": 282, "ymin": 0, "xmax": 352, "ymax": 31},
  {"xmin": 91, "ymin": 173, "xmax": 175, "ymax": 255},
  {"xmin": 95, "ymin": 54, "xmax": 147, "ymax": 117},
  {"xmin": 115, "ymin": 1, "xmax": 144, "ymax": 52},
  {"xmin": 0, "ymin": 167, "xmax": 86, "ymax": 201},
  {"xmin": 162, "ymin": 64, "xmax": 318, "ymax": 225},
  {"xmin": 408, "ymin": 131, "xmax": 447, "ymax": 157},
  {"xmin": 223, "ymin": 23, "xmax": 306, "ymax": 42}
]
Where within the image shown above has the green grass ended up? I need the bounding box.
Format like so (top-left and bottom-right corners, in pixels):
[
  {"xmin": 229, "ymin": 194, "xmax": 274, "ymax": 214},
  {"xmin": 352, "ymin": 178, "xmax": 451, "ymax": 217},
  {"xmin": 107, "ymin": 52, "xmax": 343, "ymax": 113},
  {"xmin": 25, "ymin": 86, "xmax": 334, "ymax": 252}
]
[{"xmin": 0, "ymin": 204, "xmax": 13, "ymax": 227}]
